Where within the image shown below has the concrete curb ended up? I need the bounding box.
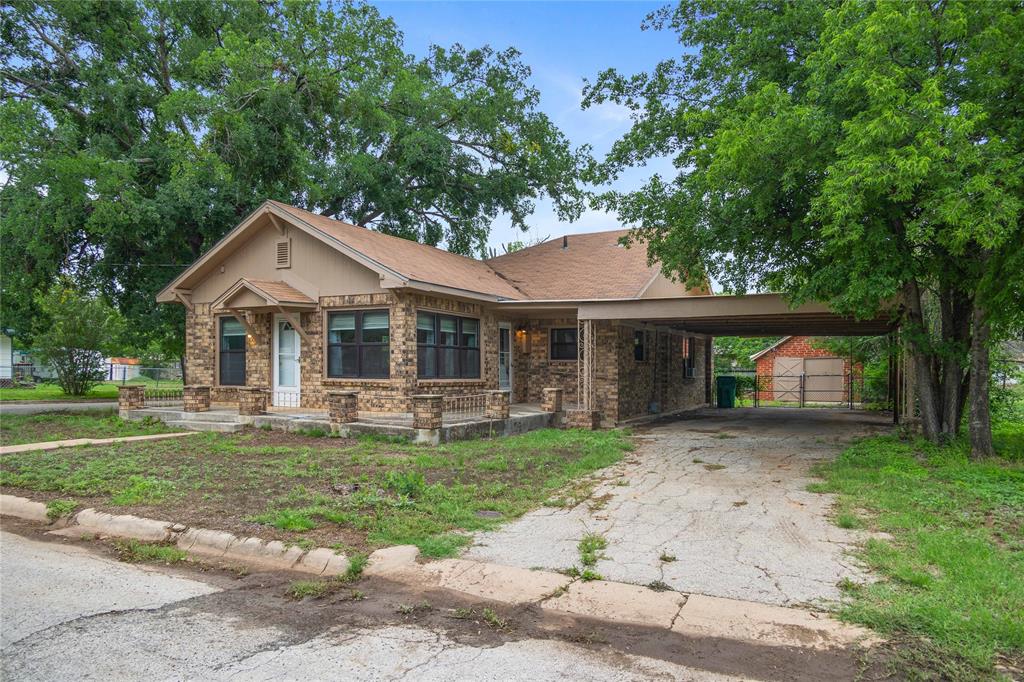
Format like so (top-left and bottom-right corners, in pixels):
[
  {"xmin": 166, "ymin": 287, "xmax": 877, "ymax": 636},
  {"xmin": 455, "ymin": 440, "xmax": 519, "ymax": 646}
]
[
  {"xmin": 0, "ymin": 494, "xmax": 878, "ymax": 651},
  {"xmin": 0, "ymin": 494, "xmax": 348, "ymax": 577},
  {"xmin": 0, "ymin": 432, "xmax": 198, "ymax": 455},
  {"xmin": 361, "ymin": 547, "xmax": 878, "ymax": 652}
]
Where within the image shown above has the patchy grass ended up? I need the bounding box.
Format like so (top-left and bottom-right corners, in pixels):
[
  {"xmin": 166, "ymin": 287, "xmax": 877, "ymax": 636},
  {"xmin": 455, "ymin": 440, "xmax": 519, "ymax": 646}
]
[
  {"xmin": 0, "ymin": 414, "xmax": 177, "ymax": 446},
  {"xmin": 1, "ymin": 428, "xmax": 632, "ymax": 558},
  {"xmin": 812, "ymin": 419, "xmax": 1024, "ymax": 679},
  {"xmin": 578, "ymin": 532, "xmax": 608, "ymax": 567},
  {"xmin": 114, "ymin": 539, "xmax": 188, "ymax": 564},
  {"xmin": 45, "ymin": 498, "xmax": 77, "ymax": 521}
]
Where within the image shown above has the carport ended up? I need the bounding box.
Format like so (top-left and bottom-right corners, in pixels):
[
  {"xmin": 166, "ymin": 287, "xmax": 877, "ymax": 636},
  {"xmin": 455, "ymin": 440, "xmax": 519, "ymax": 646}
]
[{"xmin": 573, "ymin": 293, "xmax": 903, "ymax": 420}]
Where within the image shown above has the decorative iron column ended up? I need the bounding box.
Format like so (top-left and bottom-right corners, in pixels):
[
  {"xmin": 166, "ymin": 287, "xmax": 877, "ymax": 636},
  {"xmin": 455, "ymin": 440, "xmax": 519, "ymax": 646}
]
[{"xmin": 577, "ymin": 318, "xmax": 595, "ymax": 411}]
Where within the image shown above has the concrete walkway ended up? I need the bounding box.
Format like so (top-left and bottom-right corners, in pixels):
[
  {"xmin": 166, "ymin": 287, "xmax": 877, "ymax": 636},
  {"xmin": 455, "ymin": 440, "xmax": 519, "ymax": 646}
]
[
  {"xmin": 0, "ymin": 432, "xmax": 197, "ymax": 455},
  {"xmin": 0, "ymin": 401, "xmax": 117, "ymax": 416},
  {"xmin": 466, "ymin": 408, "xmax": 893, "ymax": 607}
]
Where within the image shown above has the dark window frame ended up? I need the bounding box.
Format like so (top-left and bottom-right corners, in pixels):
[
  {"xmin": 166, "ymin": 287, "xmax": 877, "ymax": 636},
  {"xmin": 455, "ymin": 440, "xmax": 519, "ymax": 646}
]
[
  {"xmin": 218, "ymin": 316, "xmax": 246, "ymax": 386},
  {"xmin": 416, "ymin": 311, "xmax": 481, "ymax": 379},
  {"xmin": 682, "ymin": 336, "xmax": 697, "ymax": 379},
  {"xmin": 326, "ymin": 309, "xmax": 390, "ymax": 379},
  {"xmin": 550, "ymin": 327, "xmax": 579, "ymax": 361},
  {"xmin": 634, "ymin": 330, "xmax": 648, "ymax": 362}
]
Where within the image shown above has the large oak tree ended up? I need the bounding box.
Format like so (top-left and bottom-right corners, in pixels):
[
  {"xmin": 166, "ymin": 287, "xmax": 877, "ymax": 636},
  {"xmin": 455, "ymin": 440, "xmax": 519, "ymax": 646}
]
[
  {"xmin": 585, "ymin": 0, "xmax": 1023, "ymax": 456},
  {"xmin": 1, "ymin": 0, "xmax": 586, "ymax": 357}
]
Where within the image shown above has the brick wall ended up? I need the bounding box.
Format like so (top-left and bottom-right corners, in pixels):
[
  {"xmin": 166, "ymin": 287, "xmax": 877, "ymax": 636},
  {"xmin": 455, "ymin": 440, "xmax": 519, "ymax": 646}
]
[
  {"xmin": 615, "ymin": 328, "xmax": 708, "ymax": 421},
  {"xmin": 184, "ymin": 290, "xmax": 501, "ymax": 413},
  {"xmin": 753, "ymin": 336, "xmax": 856, "ymax": 401}
]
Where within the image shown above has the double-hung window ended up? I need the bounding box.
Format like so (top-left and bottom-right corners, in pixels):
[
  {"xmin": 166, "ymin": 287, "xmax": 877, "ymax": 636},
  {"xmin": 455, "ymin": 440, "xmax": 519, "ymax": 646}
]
[
  {"xmin": 550, "ymin": 327, "xmax": 578, "ymax": 361},
  {"xmin": 219, "ymin": 317, "xmax": 246, "ymax": 386},
  {"xmin": 326, "ymin": 310, "xmax": 390, "ymax": 378},
  {"xmin": 417, "ymin": 312, "xmax": 480, "ymax": 379}
]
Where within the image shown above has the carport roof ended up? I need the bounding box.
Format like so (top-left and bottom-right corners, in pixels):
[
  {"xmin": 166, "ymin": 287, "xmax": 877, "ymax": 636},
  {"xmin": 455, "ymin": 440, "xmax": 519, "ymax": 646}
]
[{"xmin": 501, "ymin": 293, "xmax": 895, "ymax": 336}]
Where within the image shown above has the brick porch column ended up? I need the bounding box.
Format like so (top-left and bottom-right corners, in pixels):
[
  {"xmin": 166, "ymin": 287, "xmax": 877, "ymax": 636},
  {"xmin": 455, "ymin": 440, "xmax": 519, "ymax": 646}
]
[
  {"xmin": 541, "ymin": 387, "xmax": 563, "ymax": 413},
  {"xmin": 327, "ymin": 391, "xmax": 358, "ymax": 426},
  {"xmin": 412, "ymin": 395, "xmax": 443, "ymax": 430},
  {"xmin": 183, "ymin": 385, "xmax": 211, "ymax": 413},
  {"xmin": 238, "ymin": 387, "xmax": 268, "ymax": 416},
  {"xmin": 565, "ymin": 409, "xmax": 601, "ymax": 430},
  {"xmin": 117, "ymin": 385, "xmax": 145, "ymax": 415},
  {"xmin": 485, "ymin": 390, "xmax": 510, "ymax": 420}
]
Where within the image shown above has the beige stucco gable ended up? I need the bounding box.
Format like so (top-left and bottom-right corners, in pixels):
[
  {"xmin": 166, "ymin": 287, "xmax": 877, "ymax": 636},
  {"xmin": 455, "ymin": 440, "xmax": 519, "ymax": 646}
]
[
  {"xmin": 639, "ymin": 272, "xmax": 709, "ymax": 298},
  {"xmin": 188, "ymin": 222, "xmax": 384, "ymax": 304}
]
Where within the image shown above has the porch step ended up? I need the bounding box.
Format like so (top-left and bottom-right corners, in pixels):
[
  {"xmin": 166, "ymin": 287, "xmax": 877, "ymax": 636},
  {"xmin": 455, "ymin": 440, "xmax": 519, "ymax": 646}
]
[
  {"xmin": 165, "ymin": 420, "xmax": 243, "ymax": 433},
  {"xmin": 136, "ymin": 409, "xmax": 242, "ymax": 423}
]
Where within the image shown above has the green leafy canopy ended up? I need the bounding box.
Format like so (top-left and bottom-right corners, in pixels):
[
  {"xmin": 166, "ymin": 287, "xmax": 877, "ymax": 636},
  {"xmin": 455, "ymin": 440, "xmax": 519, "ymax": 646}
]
[{"xmin": 1, "ymin": 0, "xmax": 588, "ymax": 353}]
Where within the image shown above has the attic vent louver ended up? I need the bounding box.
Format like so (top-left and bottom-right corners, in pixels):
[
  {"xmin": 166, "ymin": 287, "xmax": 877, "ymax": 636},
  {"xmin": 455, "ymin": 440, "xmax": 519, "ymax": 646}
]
[
  {"xmin": 562, "ymin": 235, "xmax": 568, "ymax": 249},
  {"xmin": 276, "ymin": 238, "xmax": 291, "ymax": 269}
]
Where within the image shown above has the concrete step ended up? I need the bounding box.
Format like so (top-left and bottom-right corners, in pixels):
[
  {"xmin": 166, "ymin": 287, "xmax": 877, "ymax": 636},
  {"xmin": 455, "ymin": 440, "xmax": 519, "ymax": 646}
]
[
  {"xmin": 136, "ymin": 409, "xmax": 242, "ymax": 424},
  {"xmin": 165, "ymin": 420, "xmax": 242, "ymax": 433}
]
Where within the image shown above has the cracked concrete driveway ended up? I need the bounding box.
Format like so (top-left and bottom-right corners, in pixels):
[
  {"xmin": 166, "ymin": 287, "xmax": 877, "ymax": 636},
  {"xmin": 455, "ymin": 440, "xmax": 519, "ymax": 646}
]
[{"xmin": 466, "ymin": 408, "xmax": 893, "ymax": 607}]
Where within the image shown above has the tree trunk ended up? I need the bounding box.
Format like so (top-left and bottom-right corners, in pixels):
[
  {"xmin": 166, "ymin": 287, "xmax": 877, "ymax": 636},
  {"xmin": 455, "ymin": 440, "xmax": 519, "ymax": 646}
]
[
  {"xmin": 904, "ymin": 280, "xmax": 942, "ymax": 441},
  {"xmin": 968, "ymin": 303, "xmax": 995, "ymax": 459},
  {"xmin": 939, "ymin": 289, "xmax": 971, "ymax": 440}
]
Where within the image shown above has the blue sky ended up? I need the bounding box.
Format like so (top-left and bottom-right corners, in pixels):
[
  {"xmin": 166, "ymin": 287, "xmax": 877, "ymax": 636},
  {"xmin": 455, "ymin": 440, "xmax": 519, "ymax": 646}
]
[{"xmin": 369, "ymin": 1, "xmax": 682, "ymax": 253}]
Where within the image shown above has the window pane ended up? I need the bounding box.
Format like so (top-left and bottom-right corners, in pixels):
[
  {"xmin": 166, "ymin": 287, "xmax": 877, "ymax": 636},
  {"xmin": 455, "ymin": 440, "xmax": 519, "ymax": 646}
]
[
  {"xmin": 361, "ymin": 345, "xmax": 389, "ymax": 378},
  {"xmin": 416, "ymin": 313, "xmax": 435, "ymax": 345},
  {"xmin": 439, "ymin": 347, "xmax": 458, "ymax": 377},
  {"xmin": 220, "ymin": 351, "xmax": 245, "ymax": 386},
  {"xmin": 551, "ymin": 328, "xmax": 577, "ymax": 360},
  {"xmin": 439, "ymin": 316, "xmax": 457, "ymax": 346},
  {"xmin": 328, "ymin": 313, "xmax": 356, "ymax": 343},
  {"xmin": 362, "ymin": 311, "xmax": 389, "ymax": 343},
  {"xmin": 463, "ymin": 348, "xmax": 480, "ymax": 378},
  {"xmin": 328, "ymin": 345, "xmax": 358, "ymax": 377},
  {"xmin": 221, "ymin": 318, "xmax": 246, "ymax": 351},
  {"xmin": 417, "ymin": 346, "xmax": 436, "ymax": 378},
  {"xmin": 461, "ymin": 318, "xmax": 479, "ymax": 348}
]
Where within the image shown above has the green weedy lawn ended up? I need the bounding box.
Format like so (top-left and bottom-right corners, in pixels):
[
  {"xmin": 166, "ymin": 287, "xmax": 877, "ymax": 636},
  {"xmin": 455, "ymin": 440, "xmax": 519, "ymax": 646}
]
[
  {"xmin": 0, "ymin": 428, "xmax": 633, "ymax": 558},
  {"xmin": 0, "ymin": 414, "xmax": 178, "ymax": 446},
  {"xmin": 811, "ymin": 417, "xmax": 1023, "ymax": 679},
  {"xmin": 0, "ymin": 378, "xmax": 183, "ymax": 402}
]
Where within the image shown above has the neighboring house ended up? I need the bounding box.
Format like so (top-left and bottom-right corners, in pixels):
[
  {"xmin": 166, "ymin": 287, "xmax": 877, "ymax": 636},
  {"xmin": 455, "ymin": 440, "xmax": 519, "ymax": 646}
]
[
  {"xmin": 750, "ymin": 336, "xmax": 855, "ymax": 403},
  {"xmin": 107, "ymin": 357, "xmax": 142, "ymax": 381},
  {"xmin": 157, "ymin": 200, "xmax": 712, "ymax": 424}
]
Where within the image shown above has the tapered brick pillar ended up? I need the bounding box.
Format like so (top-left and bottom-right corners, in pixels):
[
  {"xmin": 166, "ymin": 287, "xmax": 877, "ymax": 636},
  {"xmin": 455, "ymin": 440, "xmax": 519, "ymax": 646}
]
[
  {"xmin": 238, "ymin": 387, "xmax": 268, "ymax": 416},
  {"xmin": 183, "ymin": 385, "xmax": 211, "ymax": 412},
  {"xmin": 412, "ymin": 395, "xmax": 443, "ymax": 430},
  {"xmin": 485, "ymin": 390, "xmax": 510, "ymax": 420},
  {"xmin": 327, "ymin": 391, "xmax": 358, "ymax": 425},
  {"xmin": 541, "ymin": 388, "xmax": 563, "ymax": 413},
  {"xmin": 118, "ymin": 385, "xmax": 145, "ymax": 416}
]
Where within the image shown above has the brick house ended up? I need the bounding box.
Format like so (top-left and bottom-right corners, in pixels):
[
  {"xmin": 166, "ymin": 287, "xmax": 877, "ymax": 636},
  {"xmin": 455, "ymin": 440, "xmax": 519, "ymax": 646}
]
[
  {"xmin": 750, "ymin": 336, "xmax": 856, "ymax": 403},
  {"xmin": 157, "ymin": 201, "xmax": 714, "ymax": 425}
]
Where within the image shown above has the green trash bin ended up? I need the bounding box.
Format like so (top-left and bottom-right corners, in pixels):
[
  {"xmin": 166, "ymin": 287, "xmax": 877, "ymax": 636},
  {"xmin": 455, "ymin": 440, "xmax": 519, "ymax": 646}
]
[{"xmin": 716, "ymin": 376, "xmax": 737, "ymax": 408}]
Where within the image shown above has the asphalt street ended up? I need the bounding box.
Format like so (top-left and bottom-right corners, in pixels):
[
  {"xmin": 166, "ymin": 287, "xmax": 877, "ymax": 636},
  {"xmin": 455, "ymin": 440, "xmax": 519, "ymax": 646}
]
[{"xmin": 0, "ymin": 530, "xmax": 738, "ymax": 681}]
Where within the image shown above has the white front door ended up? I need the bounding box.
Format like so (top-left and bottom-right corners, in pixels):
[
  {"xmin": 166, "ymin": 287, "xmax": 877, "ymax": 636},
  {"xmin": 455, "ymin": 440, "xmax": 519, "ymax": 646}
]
[
  {"xmin": 273, "ymin": 315, "xmax": 301, "ymax": 407},
  {"xmin": 498, "ymin": 323, "xmax": 512, "ymax": 393}
]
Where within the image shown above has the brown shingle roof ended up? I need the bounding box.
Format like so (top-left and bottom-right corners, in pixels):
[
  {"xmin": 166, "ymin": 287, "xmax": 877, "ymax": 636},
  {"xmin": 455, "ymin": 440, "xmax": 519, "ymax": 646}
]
[
  {"xmin": 484, "ymin": 230, "xmax": 658, "ymax": 300},
  {"xmin": 245, "ymin": 279, "xmax": 316, "ymax": 304},
  {"xmin": 270, "ymin": 202, "xmax": 525, "ymax": 300}
]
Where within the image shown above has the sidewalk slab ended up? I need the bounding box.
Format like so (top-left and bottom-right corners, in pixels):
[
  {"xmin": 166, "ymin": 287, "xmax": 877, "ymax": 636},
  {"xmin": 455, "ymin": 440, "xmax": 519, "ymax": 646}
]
[
  {"xmin": 672, "ymin": 593, "xmax": 876, "ymax": 650},
  {"xmin": 422, "ymin": 559, "xmax": 571, "ymax": 605},
  {"xmin": 543, "ymin": 579, "xmax": 686, "ymax": 628},
  {"xmin": 0, "ymin": 432, "xmax": 196, "ymax": 455}
]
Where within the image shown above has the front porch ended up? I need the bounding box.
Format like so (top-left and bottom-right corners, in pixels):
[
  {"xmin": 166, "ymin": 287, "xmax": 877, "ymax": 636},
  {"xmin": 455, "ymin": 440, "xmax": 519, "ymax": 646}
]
[{"xmin": 120, "ymin": 385, "xmax": 563, "ymax": 444}]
